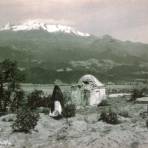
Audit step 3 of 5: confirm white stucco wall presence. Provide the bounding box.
[71,75,106,106]
[89,88,106,106]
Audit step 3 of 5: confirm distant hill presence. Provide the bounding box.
[0,21,148,83]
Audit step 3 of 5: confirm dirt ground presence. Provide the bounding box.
[0,96,148,148]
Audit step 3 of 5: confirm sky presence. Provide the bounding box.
[0,0,148,43]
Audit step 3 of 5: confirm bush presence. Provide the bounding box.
[0,89,11,112]
[27,90,51,109]
[130,88,145,102]
[98,99,109,107]
[99,108,119,124]
[139,111,148,119]
[0,89,25,113]
[12,108,39,133]
[63,104,76,118]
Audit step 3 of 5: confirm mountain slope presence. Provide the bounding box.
[0,21,148,83]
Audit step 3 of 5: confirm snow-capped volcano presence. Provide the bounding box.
[0,20,90,37]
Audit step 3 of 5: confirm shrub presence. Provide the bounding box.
[0,89,11,112]
[130,88,145,102]
[27,90,50,110]
[98,99,109,107]
[139,111,148,119]
[0,89,25,113]
[12,108,39,133]
[63,104,76,118]
[99,108,119,124]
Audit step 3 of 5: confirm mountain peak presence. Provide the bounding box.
[0,20,90,37]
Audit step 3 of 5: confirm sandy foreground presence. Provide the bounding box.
[0,97,148,148]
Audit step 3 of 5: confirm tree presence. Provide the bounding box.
[0,59,25,112]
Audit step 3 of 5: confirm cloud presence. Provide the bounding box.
[0,0,148,43]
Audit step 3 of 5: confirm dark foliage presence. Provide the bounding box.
[12,108,39,133]
[0,59,25,112]
[99,109,119,124]
[27,90,51,110]
[130,88,145,102]
[139,111,148,119]
[63,104,76,118]
[98,99,109,107]
[0,89,11,112]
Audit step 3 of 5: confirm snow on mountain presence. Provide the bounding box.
[0,20,90,37]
